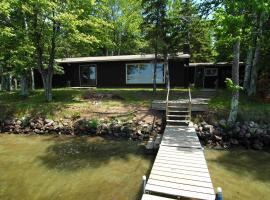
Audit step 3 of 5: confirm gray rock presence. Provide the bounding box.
[256,128,264,135]
[214,135,222,141]
[219,119,227,127]
[230,138,239,145]
[45,119,54,124]
[203,124,213,133]
[233,126,241,134]
[241,124,248,130]
[245,133,251,138]
[253,140,263,150]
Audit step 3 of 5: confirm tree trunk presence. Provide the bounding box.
[20,75,29,96]
[244,13,257,91]
[248,13,264,96]
[41,72,53,102]
[243,48,253,90]
[33,7,56,102]
[248,43,260,96]
[228,39,240,124]
[2,74,12,92]
[0,67,3,91]
[30,67,35,90]
[164,53,170,90]
[153,45,157,92]
[14,78,18,90]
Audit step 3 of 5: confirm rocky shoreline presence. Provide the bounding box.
[0,117,163,141]
[195,119,270,150]
[1,116,270,151]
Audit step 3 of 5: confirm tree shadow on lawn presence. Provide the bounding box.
[207,149,270,183]
[0,89,84,119]
[39,136,154,171]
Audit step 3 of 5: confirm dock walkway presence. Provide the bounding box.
[142,126,215,200]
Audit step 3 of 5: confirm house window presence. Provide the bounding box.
[126,63,165,84]
[204,68,218,76]
[79,64,97,86]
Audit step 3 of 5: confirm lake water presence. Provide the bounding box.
[0,134,154,200]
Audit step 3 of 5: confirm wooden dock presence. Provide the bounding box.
[142,126,215,200]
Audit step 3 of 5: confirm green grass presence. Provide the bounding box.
[1,87,269,121]
[205,149,270,200]
[0,134,270,200]
[0,134,154,200]
[208,90,270,122]
[0,88,189,120]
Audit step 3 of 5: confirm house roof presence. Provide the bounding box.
[189,62,245,67]
[55,53,190,64]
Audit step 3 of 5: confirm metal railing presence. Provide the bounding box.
[188,87,192,119]
[165,86,170,121]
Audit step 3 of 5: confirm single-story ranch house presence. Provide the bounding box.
[34,53,245,88]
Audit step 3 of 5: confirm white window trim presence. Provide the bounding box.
[125,62,165,84]
[204,68,218,77]
[79,64,97,86]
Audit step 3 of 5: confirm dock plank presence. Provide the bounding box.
[145,184,215,200]
[151,169,212,183]
[141,194,174,200]
[149,174,213,188]
[152,165,211,178]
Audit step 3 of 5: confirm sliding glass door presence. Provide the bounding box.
[80,64,97,86]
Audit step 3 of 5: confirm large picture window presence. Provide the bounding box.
[126,63,165,84]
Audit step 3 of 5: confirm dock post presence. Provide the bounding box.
[142,175,146,193]
[216,187,223,200]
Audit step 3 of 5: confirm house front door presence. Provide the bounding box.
[80,65,97,86]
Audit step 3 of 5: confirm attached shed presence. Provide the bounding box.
[189,62,245,88]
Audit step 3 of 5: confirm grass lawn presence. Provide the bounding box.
[0,134,270,200]
[209,89,270,122]
[0,88,189,120]
[1,87,268,121]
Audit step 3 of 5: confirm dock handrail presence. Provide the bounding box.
[165,86,170,121]
[188,87,192,119]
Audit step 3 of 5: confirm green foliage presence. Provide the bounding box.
[169,0,214,62]
[87,119,100,129]
[225,78,243,92]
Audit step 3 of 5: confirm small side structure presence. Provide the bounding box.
[190,62,245,88]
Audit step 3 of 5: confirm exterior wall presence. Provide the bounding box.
[194,64,245,88]
[36,59,189,88]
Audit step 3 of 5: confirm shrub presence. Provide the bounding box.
[87,119,99,129]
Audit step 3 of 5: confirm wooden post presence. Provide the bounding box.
[142,175,146,194]
[216,187,223,200]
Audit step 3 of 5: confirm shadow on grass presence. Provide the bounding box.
[0,87,198,119]
[39,136,153,171]
[207,149,270,183]
[0,89,85,119]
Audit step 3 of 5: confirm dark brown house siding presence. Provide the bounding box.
[193,64,245,88]
[34,59,189,88]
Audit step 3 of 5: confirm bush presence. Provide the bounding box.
[87,119,99,129]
